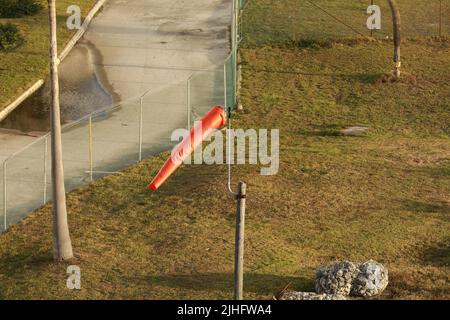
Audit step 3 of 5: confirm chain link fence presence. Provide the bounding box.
[241,0,449,47]
[0,1,243,231]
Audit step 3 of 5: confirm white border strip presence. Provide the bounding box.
[0,79,44,121]
[59,0,106,61]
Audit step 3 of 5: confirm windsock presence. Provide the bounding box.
[148,106,227,191]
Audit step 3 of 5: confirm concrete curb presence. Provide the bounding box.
[0,80,45,122]
[59,0,107,61]
[0,0,107,122]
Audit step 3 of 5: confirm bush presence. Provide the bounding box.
[0,23,24,51]
[0,0,42,18]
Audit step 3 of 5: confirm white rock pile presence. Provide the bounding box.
[315,260,357,296]
[279,260,388,300]
[280,292,347,300]
[316,260,388,297]
[351,260,389,297]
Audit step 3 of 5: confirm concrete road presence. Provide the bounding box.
[87,0,231,99]
[0,0,232,230]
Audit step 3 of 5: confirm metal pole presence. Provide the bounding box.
[234,181,246,300]
[236,0,239,39]
[224,63,228,110]
[224,62,237,197]
[43,136,48,204]
[187,78,191,130]
[388,0,401,78]
[237,0,241,44]
[139,97,144,161]
[231,0,236,51]
[88,116,93,181]
[234,0,239,106]
[239,0,244,44]
[3,161,6,231]
[290,0,297,43]
[370,0,374,37]
[439,0,442,37]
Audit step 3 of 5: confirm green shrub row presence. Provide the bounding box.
[0,23,24,51]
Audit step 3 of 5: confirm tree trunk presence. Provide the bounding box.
[48,0,73,260]
[387,0,401,78]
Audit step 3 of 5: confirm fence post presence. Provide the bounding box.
[232,0,236,51]
[235,0,239,106]
[3,161,7,231]
[224,63,228,110]
[139,96,144,161]
[239,0,244,43]
[234,181,246,300]
[290,1,297,43]
[439,0,442,37]
[237,0,240,39]
[187,77,191,130]
[235,0,239,44]
[43,136,48,204]
[370,0,374,37]
[88,116,93,181]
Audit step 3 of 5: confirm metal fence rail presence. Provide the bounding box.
[0,0,244,232]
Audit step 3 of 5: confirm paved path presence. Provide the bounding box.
[0,0,232,230]
[0,129,40,164]
[87,0,231,100]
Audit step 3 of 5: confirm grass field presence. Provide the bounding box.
[0,0,449,299]
[242,0,449,47]
[0,32,448,298]
[0,0,98,109]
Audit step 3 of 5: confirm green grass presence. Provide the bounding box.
[0,0,98,109]
[0,36,448,299]
[242,0,449,47]
[0,0,449,300]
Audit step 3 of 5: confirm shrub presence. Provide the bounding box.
[0,23,24,51]
[0,0,42,18]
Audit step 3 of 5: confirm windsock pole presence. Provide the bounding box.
[226,8,247,298]
[234,181,246,300]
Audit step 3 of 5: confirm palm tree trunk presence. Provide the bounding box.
[48,0,73,260]
[387,0,401,78]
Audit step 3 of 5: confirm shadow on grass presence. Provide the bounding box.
[297,124,369,138]
[299,130,344,137]
[269,38,372,50]
[244,66,384,84]
[420,163,450,179]
[147,273,313,296]
[294,38,334,49]
[0,249,55,275]
[421,240,450,267]
[402,200,450,216]
[149,164,227,198]
[340,72,385,84]
[297,124,342,137]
